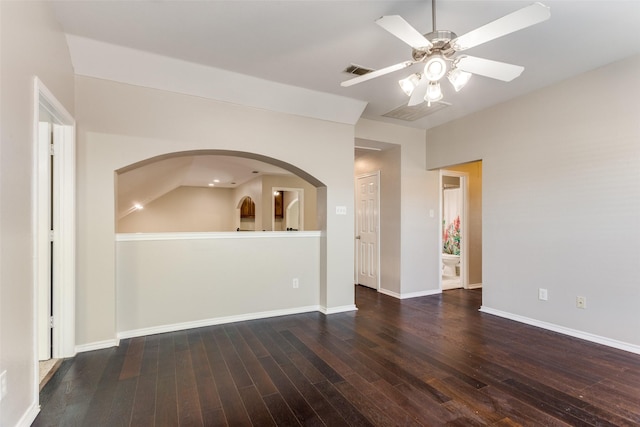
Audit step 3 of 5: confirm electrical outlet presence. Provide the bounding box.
[538,288,548,301]
[0,370,7,401]
[576,296,587,309]
[292,278,299,289]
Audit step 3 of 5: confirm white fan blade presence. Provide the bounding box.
[456,55,524,82]
[341,61,414,87]
[376,15,433,50]
[452,2,550,51]
[408,78,428,106]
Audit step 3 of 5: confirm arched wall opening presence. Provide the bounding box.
[114,150,329,339]
[115,150,323,233]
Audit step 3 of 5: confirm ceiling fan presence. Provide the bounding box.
[341,1,550,107]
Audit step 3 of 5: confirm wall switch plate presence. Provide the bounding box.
[292,278,299,289]
[538,288,548,301]
[576,296,587,309]
[335,206,347,215]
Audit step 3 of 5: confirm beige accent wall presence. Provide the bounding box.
[75,75,355,347]
[118,186,236,232]
[354,146,401,294]
[448,161,483,286]
[0,1,75,425]
[427,55,640,347]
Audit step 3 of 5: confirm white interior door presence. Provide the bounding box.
[356,173,379,289]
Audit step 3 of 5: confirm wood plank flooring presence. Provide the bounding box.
[34,287,640,426]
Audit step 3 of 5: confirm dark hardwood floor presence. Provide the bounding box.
[34,286,640,426]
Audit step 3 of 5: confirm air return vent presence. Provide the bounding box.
[382,101,451,121]
[343,64,375,76]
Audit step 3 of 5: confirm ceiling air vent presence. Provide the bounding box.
[343,64,375,76]
[382,101,451,121]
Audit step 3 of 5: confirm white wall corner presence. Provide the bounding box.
[319,305,358,315]
[379,287,441,300]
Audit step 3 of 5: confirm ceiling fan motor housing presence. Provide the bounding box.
[411,30,458,62]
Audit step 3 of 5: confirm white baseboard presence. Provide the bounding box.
[320,304,358,315]
[480,306,640,355]
[378,288,401,298]
[81,305,359,348]
[117,305,322,340]
[75,338,120,354]
[467,282,483,289]
[379,288,441,299]
[16,401,39,427]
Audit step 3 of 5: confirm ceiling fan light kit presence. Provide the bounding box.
[447,68,472,92]
[399,73,421,96]
[341,1,550,108]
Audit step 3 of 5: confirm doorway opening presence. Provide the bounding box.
[439,161,483,291]
[272,187,304,231]
[33,78,76,394]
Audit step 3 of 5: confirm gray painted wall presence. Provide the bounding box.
[0,2,75,425]
[427,55,640,347]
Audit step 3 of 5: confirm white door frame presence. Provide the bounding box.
[439,169,469,290]
[32,77,76,394]
[355,171,380,290]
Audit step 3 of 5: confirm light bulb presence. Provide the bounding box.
[425,81,443,105]
[398,73,421,96]
[447,68,472,92]
[423,55,447,81]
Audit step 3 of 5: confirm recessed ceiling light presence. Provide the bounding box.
[213,179,220,183]
[208,183,214,187]
[134,203,143,210]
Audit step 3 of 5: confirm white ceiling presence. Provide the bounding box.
[52,0,640,130]
[52,1,640,215]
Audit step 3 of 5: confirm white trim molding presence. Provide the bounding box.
[379,288,441,300]
[467,283,483,290]
[16,402,40,427]
[117,306,322,340]
[116,231,322,242]
[480,306,640,355]
[75,338,121,354]
[320,305,358,315]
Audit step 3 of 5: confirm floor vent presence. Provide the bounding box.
[382,101,451,121]
[343,64,375,76]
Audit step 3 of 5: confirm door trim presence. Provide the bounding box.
[355,171,380,291]
[32,77,76,397]
[439,169,469,290]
